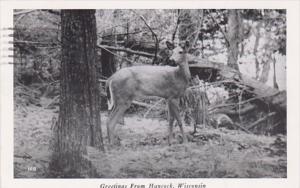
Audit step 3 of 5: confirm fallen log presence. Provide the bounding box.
[189,60,286,114]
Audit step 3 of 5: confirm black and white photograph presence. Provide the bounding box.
[10,8,288,178]
[0,1,299,187]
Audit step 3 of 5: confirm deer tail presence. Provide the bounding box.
[106,79,114,111]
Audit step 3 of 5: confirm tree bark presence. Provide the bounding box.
[253,22,262,80]
[259,52,271,83]
[259,32,273,84]
[227,10,241,71]
[273,56,279,89]
[101,31,116,79]
[100,30,116,109]
[50,10,103,177]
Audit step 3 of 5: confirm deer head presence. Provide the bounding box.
[169,41,191,81]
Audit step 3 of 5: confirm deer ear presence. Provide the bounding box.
[184,40,190,49]
[166,41,175,50]
[179,40,190,52]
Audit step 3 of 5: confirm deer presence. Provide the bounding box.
[105,41,191,145]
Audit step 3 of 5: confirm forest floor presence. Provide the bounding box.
[14,97,287,178]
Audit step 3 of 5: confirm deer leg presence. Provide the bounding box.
[167,101,175,145]
[118,115,125,125]
[109,107,125,125]
[107,106,117,143]
[169,99,187,143]
[107,103,129,144]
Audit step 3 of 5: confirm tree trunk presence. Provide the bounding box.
[100,30,116,109]
[259,30,274,84]
[227,10,241,71]
[50,10,104,178]
[253,22,262,80]
[259,53,271,83]
[101,31,116,79]
[273,56,279,89]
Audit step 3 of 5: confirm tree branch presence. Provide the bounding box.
[211,104,256,115]
[40,9,60,16]
[131,10,159,64]
[207,10,230,46]
[97,44,160,59]
[190,10,204,48]
[97,45,135,65]
[100,30,144,38]
[172,10,181,42]
[232,123,252,134]
[12,40,58,46]
[247,112,276,130]
[14,10,36,16]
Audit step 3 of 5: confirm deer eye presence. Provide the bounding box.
[179,51,183,54]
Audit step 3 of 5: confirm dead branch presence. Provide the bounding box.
[132,101,163,109]
[15,14,29,25]
[131,10,159,64]
[36,80,59,90]
[190,10,204,47]
[172,10,181,42]
[207,10,230,46]
[100,30,145,38]
[37,10,61,26]
[212,104,256,115]
[97,45,135,65]
[44,95,60,109]
[14,10,36,16]
[14,153,32,159]
[97,44,159,59]
[99,17,140,35]
[13,39,159,60]
[40,9,60,16]
[247,112,276,130]
[12,40,58,47]
[143,99,164,118]
[232,123,252,134]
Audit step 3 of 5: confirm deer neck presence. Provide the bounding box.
[175,56,191,83]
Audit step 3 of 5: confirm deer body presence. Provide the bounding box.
[108,65,189,101]
[106,42,191,145]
